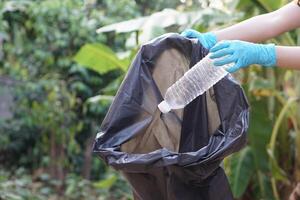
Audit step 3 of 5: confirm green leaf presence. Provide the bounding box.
[266,148,288,182]
[86,95,114,103]
[73,43,128,74]
[247,97,274,198]
[96,9,195,34]
[228,147,255,198]
[256,0,285,12]
[97,8,242,44]
[266,97,297,197]
[93,174,117,189]
[96,16,147,33]
[268,97,298,153]
[248,98,273,171]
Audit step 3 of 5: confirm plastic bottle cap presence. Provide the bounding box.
[158,100,171,113]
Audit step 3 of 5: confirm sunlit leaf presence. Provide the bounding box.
[74,43,129,74]
[96,9,196,33]
[93,174,117,189]
[87,95,114,103]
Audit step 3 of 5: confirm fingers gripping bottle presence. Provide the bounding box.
[158,54,231,113]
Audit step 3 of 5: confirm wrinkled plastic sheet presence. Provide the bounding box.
[93,33,249,200]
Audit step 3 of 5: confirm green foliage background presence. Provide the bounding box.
[0,0,300,199]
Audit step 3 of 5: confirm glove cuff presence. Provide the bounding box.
[258,43,277,67]
[202,32,217,50]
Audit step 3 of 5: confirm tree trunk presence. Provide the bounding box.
[50,130,57,178]
[81,135,94,179]
[49,130,66,195]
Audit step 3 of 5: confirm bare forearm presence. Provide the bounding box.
[213,14,280,42]
[213,3,300,43]
[276,46,300,69]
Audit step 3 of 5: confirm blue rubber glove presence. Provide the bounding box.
[181,29,217,50]
[210,40,277,73]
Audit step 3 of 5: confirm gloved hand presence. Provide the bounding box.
[210,40,277,73]
[181,29,217,50]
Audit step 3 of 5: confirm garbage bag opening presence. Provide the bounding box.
[120,47,221,154]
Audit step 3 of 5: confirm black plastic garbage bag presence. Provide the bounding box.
[93,33,249,200]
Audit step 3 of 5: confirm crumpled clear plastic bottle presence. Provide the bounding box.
[158,53,232,113]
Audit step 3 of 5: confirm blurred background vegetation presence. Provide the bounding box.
[0,0,299,199]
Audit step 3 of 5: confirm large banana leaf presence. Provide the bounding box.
[96,9,197,34]
[73,43,129,74]
[227,147,255,198]
[96,8,242,44]
[246,94,274,198]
